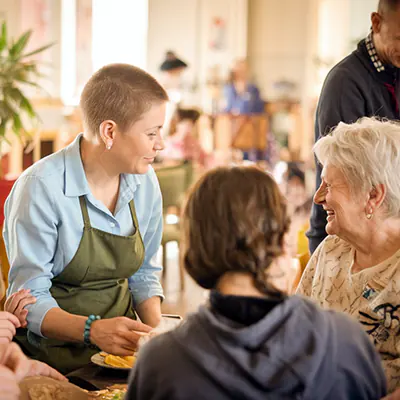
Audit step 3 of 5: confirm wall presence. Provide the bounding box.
[349,0,378,45]
[247,0,316,101]
[0,0,22,37]
[147,0,247,111]
[147,0,200,93]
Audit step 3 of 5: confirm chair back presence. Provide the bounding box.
[232,115,268,150]
[156,162,192,211]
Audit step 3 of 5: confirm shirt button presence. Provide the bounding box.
[110,222,116,228]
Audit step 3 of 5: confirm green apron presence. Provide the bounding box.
[16,195,145,374]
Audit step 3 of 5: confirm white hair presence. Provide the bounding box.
[314,117,400,217]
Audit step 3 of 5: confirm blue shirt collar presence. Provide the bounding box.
[64,133,142,198]
[64,133,90,197]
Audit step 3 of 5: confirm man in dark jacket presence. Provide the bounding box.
[308,0,400,253]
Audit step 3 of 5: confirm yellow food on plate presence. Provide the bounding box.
[104,354,136,368]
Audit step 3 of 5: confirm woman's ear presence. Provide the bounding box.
[99,120,117,149]
[366,184,386,215]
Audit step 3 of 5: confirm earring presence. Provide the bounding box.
[366,209,373,219]
[106,141,112,150]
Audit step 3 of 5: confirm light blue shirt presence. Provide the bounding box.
[4,134,164,337]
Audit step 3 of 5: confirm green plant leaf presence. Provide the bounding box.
[0,20,54,146]
[20,94,37,119]
[21,42,54,59]
[0,21,7,52]
[2,99,18,119]
[12,112,23,136]
[9,30,32,58]
[13,77,42,88]
[0,121,7,140]
[5,87,23,105]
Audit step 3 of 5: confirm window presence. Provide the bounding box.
[61,0,148,106]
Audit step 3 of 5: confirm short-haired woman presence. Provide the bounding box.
[4,64,168,373]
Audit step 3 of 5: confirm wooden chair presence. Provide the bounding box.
[0,233,9,311]
[0,179,15,310]
[156,162,193,290]
[230,115,268,151]
[213,114,269,157]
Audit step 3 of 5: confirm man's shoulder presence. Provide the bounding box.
[325,51,368,84]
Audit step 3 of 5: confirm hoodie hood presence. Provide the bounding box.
[170,295,337,399]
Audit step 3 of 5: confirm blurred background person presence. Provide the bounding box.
[223,58,264,115]
[161,108,210,169]
[159,51,189,137]
[223,58,278,166]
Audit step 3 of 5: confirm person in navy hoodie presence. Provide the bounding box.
[127,166,387,400]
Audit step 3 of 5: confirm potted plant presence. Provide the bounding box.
[0,20,53,223]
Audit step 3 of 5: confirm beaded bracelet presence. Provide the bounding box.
[83,314,101,346]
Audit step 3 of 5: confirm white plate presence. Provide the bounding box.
[90,352,133,370]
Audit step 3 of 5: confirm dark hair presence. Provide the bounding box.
[159,51,188,72]
[287,162,305,185]
[80,63,168,136]
[176,108,201,123]
[169,108,201,136]
[182,166,290,298]
[378,0,400,14]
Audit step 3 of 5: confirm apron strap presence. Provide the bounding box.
[79,196,92,228]
[129,199,139,234]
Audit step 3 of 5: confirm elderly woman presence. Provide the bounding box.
[127,166,387,400]
[297,117,400,392]
[3,64,167,373]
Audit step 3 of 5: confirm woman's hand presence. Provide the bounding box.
[0,365,20,400]
[0,342,66,384]
[5,289,36,328]
[0,342,32,382]
[90,317,152,355]
[0,312,20,344]
[24,360,67,382]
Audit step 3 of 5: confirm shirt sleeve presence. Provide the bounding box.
[307,67,367,253]
[3,176,60,337]
[129,173,164,306]
[223,84,235,113]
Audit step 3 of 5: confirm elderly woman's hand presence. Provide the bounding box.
[90,317,152,355]
[5,289,36,328]
[0,312,20,344]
